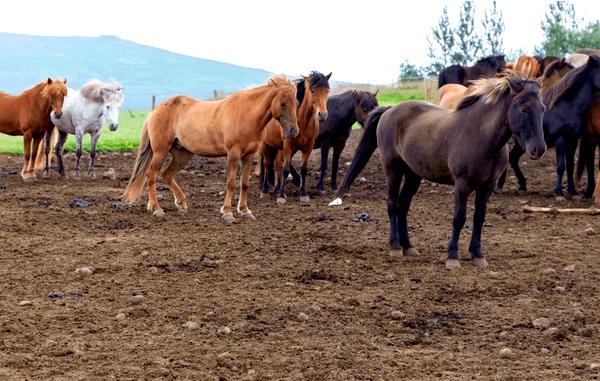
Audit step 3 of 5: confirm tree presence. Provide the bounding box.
[398,61,424,82]
[453,1,483,65]
[482,0,505,55]
[427,6,455,74]
[540,1,580,56]
[576,21,600,49]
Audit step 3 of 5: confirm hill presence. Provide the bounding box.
[0,33,272,109]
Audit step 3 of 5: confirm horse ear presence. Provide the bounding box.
[63,78,67,84]
[589,55,600,66]
[47,78,53,85]
[508,78,525,93]
[325,72,332,80]
[373,89,379,97]
[352,89,359,98]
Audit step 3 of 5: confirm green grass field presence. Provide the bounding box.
[0,82,430,154]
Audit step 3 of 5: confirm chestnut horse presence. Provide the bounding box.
[122,76,299,223]
[513,55,541,78]
[0,78,67,180]
[434,84,476,110]
[258,71,331,203]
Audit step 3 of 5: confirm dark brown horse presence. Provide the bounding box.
[343,73,546,269]
[122,76,299,223]
[437,55,506,88]
[258,71,331,203]
[0,78,67,180]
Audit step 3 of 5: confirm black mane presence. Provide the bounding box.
[295,71,330,104]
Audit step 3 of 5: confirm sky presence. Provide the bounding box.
[1,0,598,84]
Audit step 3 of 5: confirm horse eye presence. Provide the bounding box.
[280,102,286,107]
[310,89,314,93]
[520,107,529,113]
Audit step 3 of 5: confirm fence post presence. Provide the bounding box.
[151,95,156,110]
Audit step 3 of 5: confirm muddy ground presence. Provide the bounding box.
[1,131,599,380]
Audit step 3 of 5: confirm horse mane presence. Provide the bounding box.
[455,72,529,111]
[295,71,331,104]
[542,62,587,108]
[475,55,501,66]
[542,59,574,79]
[80,79,123,103]
[267,75,296,96]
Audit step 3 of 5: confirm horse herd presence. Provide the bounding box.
[1,48,600,270]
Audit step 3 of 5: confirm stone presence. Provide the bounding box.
[584,226,595,235]
[115,312,126,320]
[297,312,309,321]
[130,295,144,305]
[542,268,556,275]
[532,317,551,329]
[499,347,514,359]
[563,264,576,272]
[218,326,231,335]
[183,321,199,330]
[75,267,94,276]
[390,310,405,319]
[18,300,32,306]
[102,168,116,180]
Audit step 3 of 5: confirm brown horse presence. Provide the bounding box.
[434,84,476,110]
[258,71,331,203]
[513,55,541,78]
[122,76,299,223]
[0,78,67,180]
[540,58,573,92]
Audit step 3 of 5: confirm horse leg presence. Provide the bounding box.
[554,137,566,199]
[331,142,345,191]
[88,130,101,178]
[385,160,404,257]
[43,127,54,177]
[237,154,256,220]
[575,135,592,188]
[510,143,527,191]
[55,131,69,177]
[27,134,43,178]
[584,136,597,198]
[146,148,169,218]
[446,180,471,270]
[298,148,313,202]
[21,132,33,180]
[260,146,271,197]
[397,170,422,256]
[220,150,240,224]
[565,137,579,198]
[276,144,292,204]
[163,146,193,214]
[468,183,495,268]
[316,142,330,193]
[74,130,84,177]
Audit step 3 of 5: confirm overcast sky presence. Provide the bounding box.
[2,0,598,84]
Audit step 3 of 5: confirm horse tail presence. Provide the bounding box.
[336,106,391,197]
[122,119,153,203]
[34,128,58,171]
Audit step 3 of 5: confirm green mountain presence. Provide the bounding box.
[0,32,272,109]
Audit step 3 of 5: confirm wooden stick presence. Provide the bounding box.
[522,205,600,215]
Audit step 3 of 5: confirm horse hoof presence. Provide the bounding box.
[403,247,420,256]
[222,213,237,224]
[445,259,461,270]
[240,212,256,221]
[175,200,188,214]
[316,189,326,195]
[153,209,166,219]
[299,195,310,203]
[555,195,566,202]
[389,249,403,258]
[276,197,287,204]
[472,257,488,268]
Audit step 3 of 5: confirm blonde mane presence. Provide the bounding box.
[80,79,123,104]
[454,72,530,111]
[267,75,296,96]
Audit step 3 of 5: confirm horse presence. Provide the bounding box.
[434,84,476,110]
[437,55,506,88]
[0,78,68,180]
[566,53,589,68]
[122,75,299,223]
[36,80,124,178]
[357,73,546,269]
[537,56,560,76]
[258,71,331,203]
[503,55,600,199]
[539,58,574,92]
[312,89,378,192]
[513,55,541,78]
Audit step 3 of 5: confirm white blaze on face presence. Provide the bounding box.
[103,100,122,130]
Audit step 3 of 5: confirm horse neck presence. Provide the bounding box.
[24,83,52,115]
[241,85,279,130]
[467,96,513,153]
[298,89,316,131]
[556,80,597,118]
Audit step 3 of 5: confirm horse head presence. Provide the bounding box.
[507,76,546,160]
[303,71,331,122]
[269,76,299,138]
[353,89,379,126]
[101,85,124,131]
[42,78,68,119]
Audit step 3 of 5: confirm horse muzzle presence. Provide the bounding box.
[527,141,547,160]
[284,125,300,138]
[109,123,119,131]
[54,111,63,119]
[318,111,328,122]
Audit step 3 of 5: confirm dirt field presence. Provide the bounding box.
[1,131,599,380]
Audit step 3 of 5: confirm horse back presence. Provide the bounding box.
[438,65,465,88]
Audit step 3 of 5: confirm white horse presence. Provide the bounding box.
[41,80,124,177]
